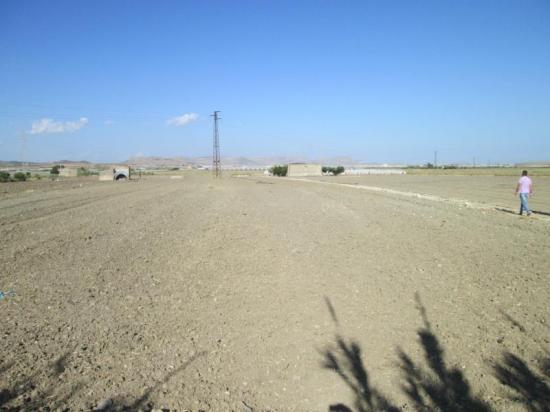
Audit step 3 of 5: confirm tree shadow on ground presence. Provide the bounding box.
[105,350,206,411]
[321,297,400,412]
[322,294,491,411]
[493,352,550,412]
[323,335,400,412]
[499,309,527,333]
[0,352,83,411]
[0,350,206,411]
[397,294,490,412]
[494,310,550,411]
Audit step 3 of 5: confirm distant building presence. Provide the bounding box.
[515,162,550,168]
[344,168,406,175]
[287,163,322,177]
[99,165,130,181]
[59,167,78,177]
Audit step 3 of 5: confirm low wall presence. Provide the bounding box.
[344,168,406,175]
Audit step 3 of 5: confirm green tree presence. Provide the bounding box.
[13,172,27,181]
[322,166,345,175]
[0,171,10,182]
[269,165,288,176]
[77,167,97,176]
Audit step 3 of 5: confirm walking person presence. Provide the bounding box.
[516,170,533,216]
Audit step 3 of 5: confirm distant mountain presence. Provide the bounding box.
[124,155,364,168]
[55,160,91,164]
[2,156,442,169]
[0,159,92,167]
[125,156,190,167]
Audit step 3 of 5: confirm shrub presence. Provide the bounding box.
[322,166,345,175]
[51,165,60,175]
[13,172,27,181]
[77,167,97,176]
[0,171,10,182]
[270,165,288,176]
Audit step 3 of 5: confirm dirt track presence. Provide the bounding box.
[1,174,549,411]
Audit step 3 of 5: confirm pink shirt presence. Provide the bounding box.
[518,176,532,193]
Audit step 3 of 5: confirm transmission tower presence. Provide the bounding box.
[211,111,221,178]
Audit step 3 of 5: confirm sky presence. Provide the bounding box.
[0,0,549,164]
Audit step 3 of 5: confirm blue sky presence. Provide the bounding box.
[0,0,549,164]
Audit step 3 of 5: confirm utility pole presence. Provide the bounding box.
[473,156,476,168]
[434,150,438,168]
[211,111,221,178]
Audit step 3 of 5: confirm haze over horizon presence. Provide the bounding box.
[1,1,549,165]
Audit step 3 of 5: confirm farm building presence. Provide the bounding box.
[287,163,322,177]
[99,165,130,181]
[344,168,406,175]
[59,167,78,177]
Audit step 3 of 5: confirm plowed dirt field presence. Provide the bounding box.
[1,173,549,411]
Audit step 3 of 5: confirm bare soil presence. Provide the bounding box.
[1,174,549,411]
[313,174,550,214]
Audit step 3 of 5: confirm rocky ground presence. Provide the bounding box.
[1,173,549,411]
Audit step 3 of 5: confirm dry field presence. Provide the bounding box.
[1,173,549,411]
[313,174,550,215]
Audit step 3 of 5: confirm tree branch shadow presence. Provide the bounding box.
[0,352,83,411]
[321,294,491,411]
[397,293,490,412]
[106,350,207,411]
[493,309,550,411]
[493,352,550,411]
[322,333,400,412]
[499,309,527,333]
[1,350,206,411]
